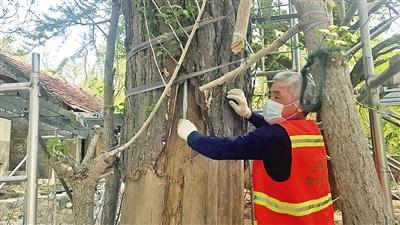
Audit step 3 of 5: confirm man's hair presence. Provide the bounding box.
[273,71,316,108]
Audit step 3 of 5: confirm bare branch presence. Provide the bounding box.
[81,125,103,165]
[153,34,178,64]
[199,24,300,91]
[73,19,110,26]
[166,0,189,37]
[151,0,184,51]
[143,0,167,85]
[51,160,74,179]
[73,0,108,37]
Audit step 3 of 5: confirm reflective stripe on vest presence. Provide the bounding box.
[290,135,324,148]
[254,191,332,217]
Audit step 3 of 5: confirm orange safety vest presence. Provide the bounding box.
[252,119,334,225]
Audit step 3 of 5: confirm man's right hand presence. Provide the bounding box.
[227,89,251,119]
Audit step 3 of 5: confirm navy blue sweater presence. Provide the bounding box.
[187,112,292,182]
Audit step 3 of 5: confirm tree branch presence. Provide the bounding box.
[231,0,252,54]
[51,160,75,179]
[199,23,300,91]
[74,19,110,26]
[81,125,103,165]
[73,0,108,37]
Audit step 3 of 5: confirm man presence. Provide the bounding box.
[177,71,334,225]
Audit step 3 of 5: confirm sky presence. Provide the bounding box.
[0,0,106,83]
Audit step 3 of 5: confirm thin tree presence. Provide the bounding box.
[100,0,121,224]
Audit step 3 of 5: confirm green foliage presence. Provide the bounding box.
[146,103,156,114]
[47,138,70,157]
[86,74,125,113]
[156,3,197,25]
[319,25,358,49]
[383,106,400,155]
[357,103,400,156]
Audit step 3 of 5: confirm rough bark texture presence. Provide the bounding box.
[71,180,98,225]
[101,0,121,224]
[294,0,395,224]
[120,0,246,224]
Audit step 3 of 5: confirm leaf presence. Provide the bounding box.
[182,9,190,19]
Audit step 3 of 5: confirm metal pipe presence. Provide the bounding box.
[183,81,188,118]
[356,59,400,102]
[388,156,400,169]
[358,0,394,215]
[25,53,40,225]
[345,16,400,57]
[0,175,27,182]
[260,27,266,106]
[289,0,301,72]
[388,161,400,173]
[370,58,400,89]
[0,155,27,189]
[0,82,30,92]
[255,69,296,77]
[383,115,400,127]
[340,0,346,24]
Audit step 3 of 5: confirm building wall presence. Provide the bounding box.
[0,118,11,176]
[9,122,51,178]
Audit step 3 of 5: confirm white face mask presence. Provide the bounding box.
[262,99,299,124]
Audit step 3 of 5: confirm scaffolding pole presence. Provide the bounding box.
[289,0,301,71]
[0,155,27,189]
[25,53,40,225]
[0,82,30,92]
[358,0,394,216]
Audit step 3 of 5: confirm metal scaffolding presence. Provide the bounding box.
[0,53,40,225]
[0,53,124,224]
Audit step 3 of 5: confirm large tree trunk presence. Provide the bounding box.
[120,1,246,224]
[293,0,395,224]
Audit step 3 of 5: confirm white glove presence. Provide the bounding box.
[177,119,198,141]
[227,89,251,119]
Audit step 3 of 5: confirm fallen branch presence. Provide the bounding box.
[200,23,300,91]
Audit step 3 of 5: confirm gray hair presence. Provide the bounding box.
[273,71,316,108]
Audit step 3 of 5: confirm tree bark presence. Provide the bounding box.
[101,0,121,224]
[120,0,246,224]
[293,0,395,224]
[72,179,98,225]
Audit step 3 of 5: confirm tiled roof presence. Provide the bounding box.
[0,51,103,113]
